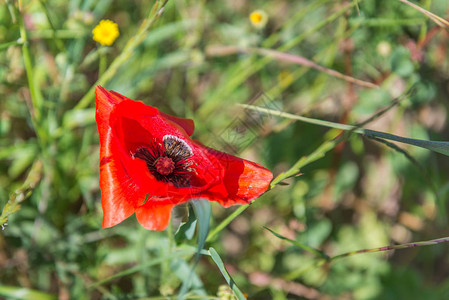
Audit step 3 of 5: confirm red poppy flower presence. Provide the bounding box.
[95,86,273,230]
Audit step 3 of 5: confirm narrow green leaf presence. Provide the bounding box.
[191,199,211,257]
[364,129,449,156]
[264,227,329,260]
[270,137,340,188]
[330,236,449,262]
[209,247,246,300]
[0,40,22,51]
[241,104,449,157]
[177,200,211,299]
[398,0,449,28]
[174,205,198,244]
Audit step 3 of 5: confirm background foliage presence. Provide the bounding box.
[1,0,449,299]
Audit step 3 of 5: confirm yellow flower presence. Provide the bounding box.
[92,19,119,46]
[249,10,268,29]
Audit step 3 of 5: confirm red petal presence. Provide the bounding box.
[135,200,176,230]
[193,147,273,206]
[95,86,124,150]
[95,86,125,120]
[100,150,145,228]
[160,112,195,136]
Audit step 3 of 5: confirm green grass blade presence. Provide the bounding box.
[0,40,22,50]
[270,137,340,188]
[177,199,211,298]
[191,199,211,256]
[209,247,246,300]
[398,0,449,29]
[363,129,449,156]
[241,104,449,157]
[330,236,449,262]
[264,227,329,260]
[174,206,197,244]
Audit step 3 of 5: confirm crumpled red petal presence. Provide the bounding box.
[198,147,273,206]
[95,86,273,231]
[160,111,195,137]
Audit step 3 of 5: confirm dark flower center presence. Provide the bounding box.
[133,135,194,187]
[155,157,175,175]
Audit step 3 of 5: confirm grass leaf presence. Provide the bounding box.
[241,104,449,157]
[264,227,330,260]
[209,247,246,300]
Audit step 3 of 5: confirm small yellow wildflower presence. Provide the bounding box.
[249,10,268,29]
[92,19,119,46]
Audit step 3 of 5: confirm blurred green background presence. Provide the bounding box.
[1,0,449,299]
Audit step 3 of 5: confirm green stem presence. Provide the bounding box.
[285,259,327,281]
[0,40,22,50]
[270,136,341,188]
[38,0,66,52]
[286,236,449,280]
[17,4,44,122]
[29,29,88,39]
[240,104,449,157]
[98,48,107,77]
[5,0,16,23]
[330,236,449,262]
[15,0,50,159]
[264,227,329,260]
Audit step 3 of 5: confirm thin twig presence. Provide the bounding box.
[398,0,449,29]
